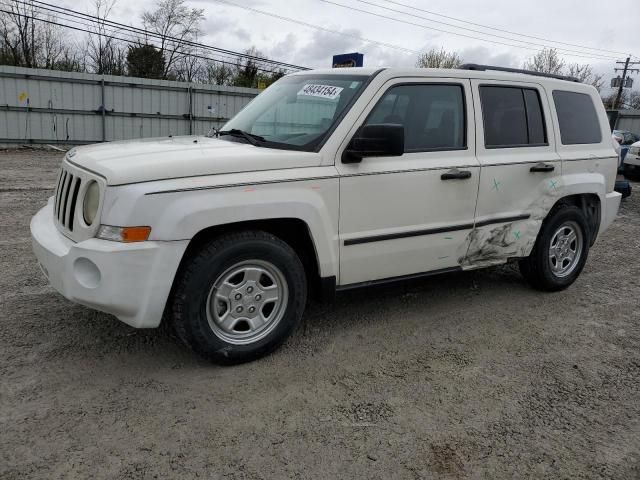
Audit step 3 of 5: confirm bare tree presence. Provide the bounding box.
[174,35,204,82]
[416,48,463,68]
[205,61,235,86]
[141,0,204,79]
[523,47,565,75]
[0,2,25,66]
[0,0,79,70]
[86,0,126,75]
[3,0,38,67]
[567,63,604,92]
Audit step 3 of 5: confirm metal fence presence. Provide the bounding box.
[612,110,640,133]
[608,109,640,133]
[0,65,260,145]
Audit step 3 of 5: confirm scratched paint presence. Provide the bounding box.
[457,182,563,268]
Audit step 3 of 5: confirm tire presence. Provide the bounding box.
[624,164,640,181]
[169,230,307,364]
[519,205,590,292]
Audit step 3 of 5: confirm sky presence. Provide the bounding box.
[62,0,640,93]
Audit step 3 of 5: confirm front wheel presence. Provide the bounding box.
[169,231,307,364]
[519,205,590,292]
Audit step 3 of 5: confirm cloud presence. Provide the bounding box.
[459,46,521,68]
[265,27,418,68]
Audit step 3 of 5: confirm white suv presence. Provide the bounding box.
[31,65,621,363]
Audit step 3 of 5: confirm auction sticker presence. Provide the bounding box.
[297,84,343,100]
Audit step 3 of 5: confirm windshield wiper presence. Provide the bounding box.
[217,129,266,146]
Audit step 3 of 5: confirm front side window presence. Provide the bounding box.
[221,74,369,151]
[552,90,602,145]
[364,84,466,152]
[480,86,548,148]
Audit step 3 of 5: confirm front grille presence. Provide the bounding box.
[54,167,82,232]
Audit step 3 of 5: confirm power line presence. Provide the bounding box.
[351,0,621,60]
[0,7,296,74]
[320,0,621,61]
[31,0,309,70]
[1,0,246,67]
[210,0,420,55]
[36,0,309,70]
[376,0,632,58]
[3,0,310,71]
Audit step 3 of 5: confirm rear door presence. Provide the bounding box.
[468,80,561,266]
[336,78,480,286]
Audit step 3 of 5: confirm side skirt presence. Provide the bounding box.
[328,266,463,295]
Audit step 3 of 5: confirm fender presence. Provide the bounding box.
[102,174,341,280]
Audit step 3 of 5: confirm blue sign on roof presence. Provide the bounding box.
[332,53,364,68]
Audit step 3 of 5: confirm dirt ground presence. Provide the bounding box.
[1,148,639,479]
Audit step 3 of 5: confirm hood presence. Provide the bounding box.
[67,136,323,185]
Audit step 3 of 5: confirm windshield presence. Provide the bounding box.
[221,73,370,151]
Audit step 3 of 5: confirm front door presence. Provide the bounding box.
[336,78,480,286]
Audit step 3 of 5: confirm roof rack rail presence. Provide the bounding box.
[459,63,580,83]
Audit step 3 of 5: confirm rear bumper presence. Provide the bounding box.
[30,198,188,328]
[598,191,622,238]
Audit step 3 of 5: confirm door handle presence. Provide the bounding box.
[530,163,555,173]
[441,169,472,180]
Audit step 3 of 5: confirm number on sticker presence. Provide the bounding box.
[297,84,344,100]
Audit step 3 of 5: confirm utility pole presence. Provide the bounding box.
[613,56,640,109]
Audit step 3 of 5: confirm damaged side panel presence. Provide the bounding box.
[458,218,540,268]
[458,165,567,268]
[458,171,607,269]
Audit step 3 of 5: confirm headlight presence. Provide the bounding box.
[630,146,640,156]
[82,181,100,225]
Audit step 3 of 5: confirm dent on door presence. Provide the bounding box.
[456,162,564,268]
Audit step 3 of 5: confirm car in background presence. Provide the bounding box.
[623,140,640,179]
[613,130,640,146]
[613,129,640,166]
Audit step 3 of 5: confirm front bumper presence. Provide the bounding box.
[30,198,188,328]
[623,152,640,167]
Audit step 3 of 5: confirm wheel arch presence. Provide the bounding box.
[547,193,601,246]
[171,218,326,303]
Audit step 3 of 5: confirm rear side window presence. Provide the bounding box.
[552,90,602,145]
[480,86,547,148]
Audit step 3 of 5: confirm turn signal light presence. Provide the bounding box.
[97,225,151,243]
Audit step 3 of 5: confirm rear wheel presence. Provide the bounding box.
[169,231,307,364]
[519,205,590,291]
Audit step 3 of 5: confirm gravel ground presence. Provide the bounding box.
[1,148,639,479]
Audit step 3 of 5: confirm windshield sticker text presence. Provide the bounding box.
[297,84,343,100]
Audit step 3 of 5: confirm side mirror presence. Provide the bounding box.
[342,123,405,164]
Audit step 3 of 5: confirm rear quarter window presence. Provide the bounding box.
[552,90,602,145]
